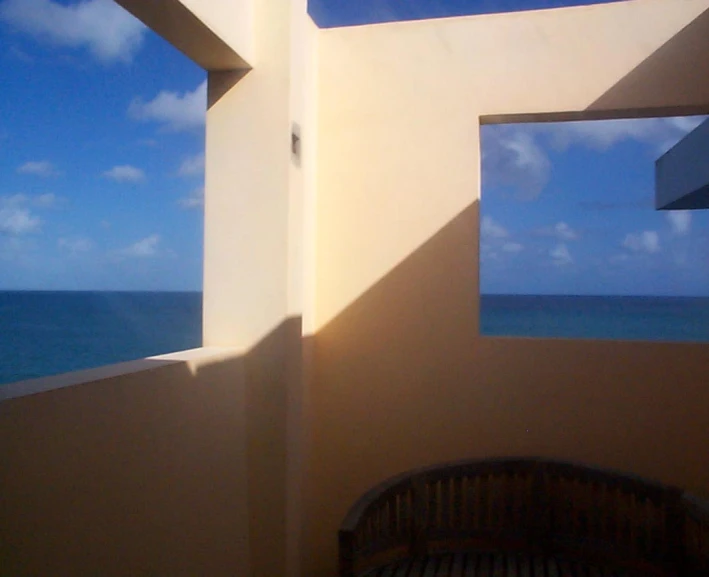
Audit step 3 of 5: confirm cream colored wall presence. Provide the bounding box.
[1,1,311,576]
[286,3,319,577]
[202,1,291,351]
[306,1,709,575]
[202,0,317,575]
[0,350,250,576]
[314,0,709,330]
[4,1,709,576]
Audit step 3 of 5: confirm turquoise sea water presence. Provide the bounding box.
[1,292,707,386]
[0,291,202,385]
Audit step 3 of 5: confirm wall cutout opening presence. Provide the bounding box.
[0,0,206,384]
[480,116,709,342]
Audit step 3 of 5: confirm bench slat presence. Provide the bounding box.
[339,458,707,577]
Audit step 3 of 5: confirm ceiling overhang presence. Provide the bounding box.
[656,119,709,210]
[114,0,250,72]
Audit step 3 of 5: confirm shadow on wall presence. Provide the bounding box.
[209,69,251,109]
[303,199,709,577]
[0,318,300,577]
[301,10,709,575]
[5,8,709,576]
[483,7,709,125]
[588,8,709,117]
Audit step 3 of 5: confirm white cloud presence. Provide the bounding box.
[178,152,205,177]
[480,216,525,265]
[1,193,60,208]
[552,222,578,241]
[622,230,660,254]
[129,80,207,132]
[117,234,160,258]
[0,207,41,235]
[178,187,204,209]
[103,165,145,183]
[483,117,707,202]
[536,221,579,241]
[480,216,508,240]
[550,243,573,266]
[666,211,691,236]
[0,0,146,63]
[0,194,28,207]
[0,195,43,235]
[545,119,657,150]
[58,236,92,253]
[482,126,550,200]
[541,116,708,154]
[34,193,58,208]
[502,242,523,253]
[665,116,706,136]
[17,160,57,177]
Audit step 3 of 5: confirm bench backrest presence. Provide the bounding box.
[339,458,708,577]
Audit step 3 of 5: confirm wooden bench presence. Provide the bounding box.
[338,458,709,577]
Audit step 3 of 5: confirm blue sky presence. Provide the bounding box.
[0,0,706,295]
[308,0,622,27]
[481,118,709,296]
[0,0,205,291]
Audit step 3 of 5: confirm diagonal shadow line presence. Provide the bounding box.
[208,69,252,109]
[115,0,251,108]
[0,318,302,577]
[482,7,709,126]
[303,201,709,576]
[585,7,709,119]
[116,0,250,72]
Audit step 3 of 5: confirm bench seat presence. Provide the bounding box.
[358,550,667,577]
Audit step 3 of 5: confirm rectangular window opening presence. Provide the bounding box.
[0,2,206,385]
[480,115,709,342]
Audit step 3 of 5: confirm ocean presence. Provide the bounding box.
[0,291,202,385]
[481,294,709,342]
[1,292,707,386]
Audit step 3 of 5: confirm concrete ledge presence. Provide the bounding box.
[0,347,239,402]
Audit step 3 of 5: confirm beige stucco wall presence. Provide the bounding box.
[203,1,290,350]
[0,350,250,576]
[202,0,320,574]
[4,1,709,576]
[305,1,709,575]
[314,0,709,330]
[1,0,311,576]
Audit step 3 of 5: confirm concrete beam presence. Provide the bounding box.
[656,118,709,210]
[115,0,250,71]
